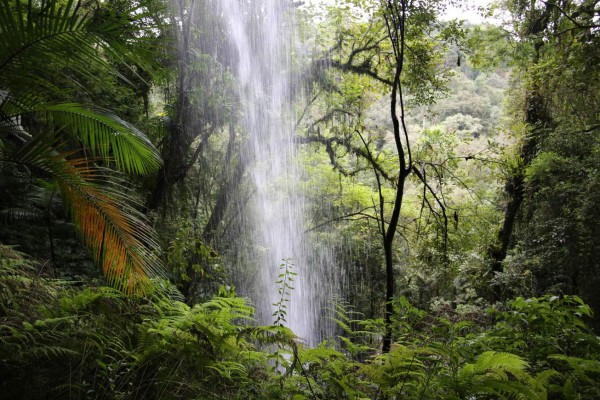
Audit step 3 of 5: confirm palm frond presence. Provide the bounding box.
[10,136,163,293]
[58,167,163,294]
[0,207,44,222]
[0,0,102,92]
[0,0,165,293]
[0,0,164,96]
[1,93,161,175]
[46,103,162,174]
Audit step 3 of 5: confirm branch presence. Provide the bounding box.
[548,24,600,37]
[309,108,353,129]
[296,134,394,181]
[540,0,588,29]
[578,124,600,134]
[310,34,393,87]
[412,163,448,256]
[305,207,379,233]
[295,90,322,130]
[326,59,393,86]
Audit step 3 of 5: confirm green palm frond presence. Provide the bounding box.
[0,96,161,175]
[0,0,164,95]
[46,103,162,174]
[0,0,102,92]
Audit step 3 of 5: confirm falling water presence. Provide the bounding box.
[180,0,337,345]
[219,0,336,345]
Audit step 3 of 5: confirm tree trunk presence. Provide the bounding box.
[487,88,550,299]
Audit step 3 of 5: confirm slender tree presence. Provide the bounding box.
[298,0,456,351]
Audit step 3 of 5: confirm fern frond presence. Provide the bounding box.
[549,354,600,385]
[207,360,248,381]
[238,325,297,348]
[0,244,28,262]
[300,346,347,364]
[470,351,530,373]
[458,351,546,400]
[25,344,79,359]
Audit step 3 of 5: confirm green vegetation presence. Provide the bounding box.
[2,0,600,398]
[2,248,599,399]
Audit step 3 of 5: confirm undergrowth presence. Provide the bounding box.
[1,245,599,399]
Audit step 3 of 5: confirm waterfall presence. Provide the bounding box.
[180,0,337,346]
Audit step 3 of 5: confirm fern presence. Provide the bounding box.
[0,245,60,317]
[294,343,366,399]
[238,324,297,348]
[131,294,304,399]
[208,360,249,381]
[547,354,600,398]
[329,297,381,358]
[365,345,429,398]
[457,351,547,400]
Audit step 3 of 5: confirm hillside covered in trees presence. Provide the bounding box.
[1,0,600,398]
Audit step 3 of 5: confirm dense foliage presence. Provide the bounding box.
[496,0,600,330]
[2,247,599,399]
[2,0,600,398]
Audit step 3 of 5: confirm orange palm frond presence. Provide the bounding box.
[10,136,163,293]
[57,161,163,294]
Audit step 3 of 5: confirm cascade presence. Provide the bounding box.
[182,0,337,345]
